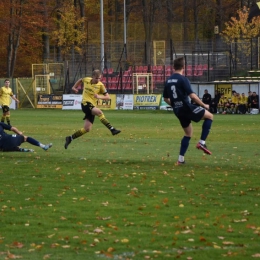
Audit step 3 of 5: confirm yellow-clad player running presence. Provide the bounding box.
[64,69,121,149]
[0,79,19,125]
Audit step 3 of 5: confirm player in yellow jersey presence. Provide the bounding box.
[217,93,226,114]
[238,93,248,114]
[0,79,19,125]
[230,91,238,114]
[64,69,121,149]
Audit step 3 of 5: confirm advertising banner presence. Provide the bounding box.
[37,94,63,108]
[116,94,134,110]
[10,95,16,110]
[62,94,117,110]
[62,94,82,110]
[96,94,116,110]
[160,97,172,110]
[10,101,16,110]
[133,94,161,110]
[215,83,232,98]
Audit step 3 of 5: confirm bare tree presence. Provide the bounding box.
[7,0,22,77]
[140,0,162,64]
[54,0,62,61]
[39,0,50,62]
[165,0,174,39]
[183,0,189,42]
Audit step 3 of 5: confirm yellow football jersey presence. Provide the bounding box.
[231,95,238,104]
[218,97,227,105]
[81,77,107,106]
[0,86,13,106]
[239,96,248,104]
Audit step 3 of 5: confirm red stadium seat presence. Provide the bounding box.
[125,83,132,89]
[110,83,118,89]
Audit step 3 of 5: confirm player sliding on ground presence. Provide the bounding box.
[163,57,213,165]
[64,69,121,149]
[0,122,52,152]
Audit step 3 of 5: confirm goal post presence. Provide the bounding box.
[153,41,165,65]
[33,75,51,94]
[32,63,64,94]
[132,73,153,94]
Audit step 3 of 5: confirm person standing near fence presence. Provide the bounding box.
[0,79,19,125]
[247,91,253,112]
[202,89,211,105]
[251,92,259,109]
[163,57,213,165]
[64,69,121,149]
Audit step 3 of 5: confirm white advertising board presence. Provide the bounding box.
[62,94,82,110]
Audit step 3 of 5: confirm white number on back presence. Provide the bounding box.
[171,85,177,98]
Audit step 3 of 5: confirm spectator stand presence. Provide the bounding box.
[184,64,212,80]
[102,64,176,94]
[182,51,228,82]
[102,67,119,92]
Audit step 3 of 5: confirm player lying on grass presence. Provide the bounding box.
[0,122,52,152]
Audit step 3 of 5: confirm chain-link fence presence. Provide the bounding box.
[6,38,260,96]
[60,37,260,94]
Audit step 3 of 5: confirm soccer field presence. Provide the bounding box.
[1,109,260,259]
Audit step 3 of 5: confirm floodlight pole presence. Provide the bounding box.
[100,0,104,71]
[123,0,127,59]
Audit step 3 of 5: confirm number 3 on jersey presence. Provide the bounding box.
[171,85,177,98]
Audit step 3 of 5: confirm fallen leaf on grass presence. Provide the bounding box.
[100,251,113,258]
[6,251,22,259]
[107,247,115,253]
[181,230,193,234]
[93,228,104,234]
[233,219,247,223]
[107,223,118,230]
[162,198,168,204]
[222,241,234,245]
[35,245,43,249]
[227,226,234,233]
[12,242,24,248]
[96,216,111,220]
[200,236,206,242]
[246,224,257,229]
[50,243,59,248]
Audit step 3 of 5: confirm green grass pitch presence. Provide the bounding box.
[1,109,260,259]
